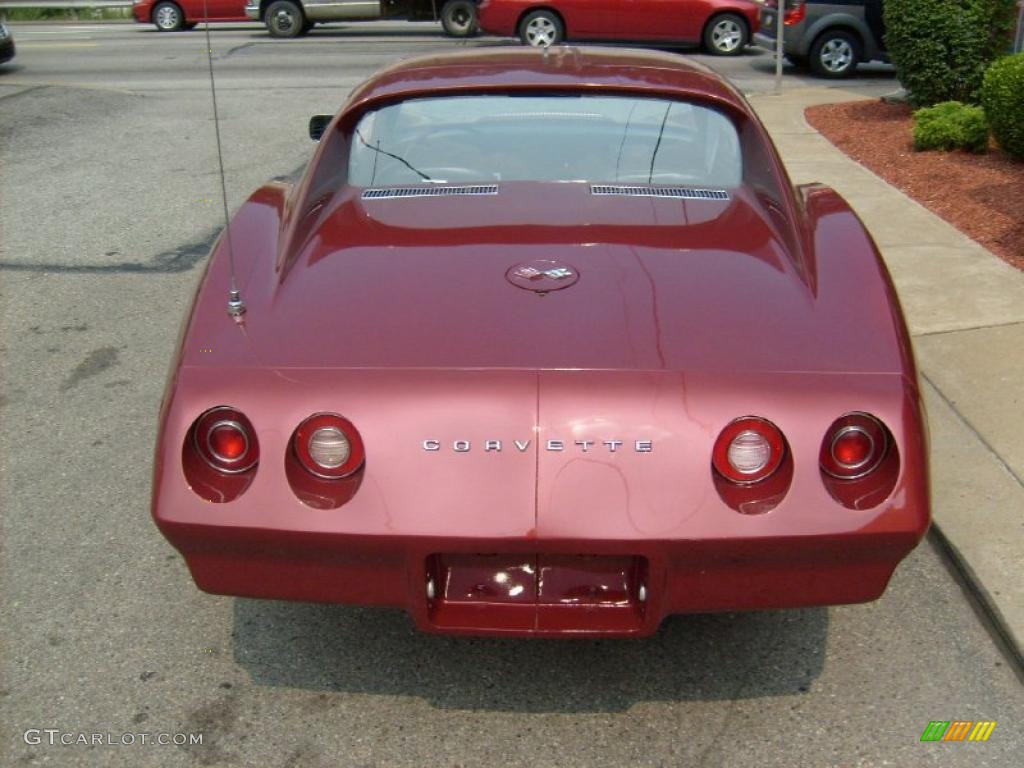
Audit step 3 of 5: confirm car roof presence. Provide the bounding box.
[341,46,752,119]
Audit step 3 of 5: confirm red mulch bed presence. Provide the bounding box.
[805,100,1024,271]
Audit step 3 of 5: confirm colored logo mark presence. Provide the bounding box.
[920,721,997,742]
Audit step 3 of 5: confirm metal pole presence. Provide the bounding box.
[774,0,785,94]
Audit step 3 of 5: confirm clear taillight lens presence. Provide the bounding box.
[294,413,365,479]
[727,430,772,474]
[308,426,351,468]
[713,417,786,484]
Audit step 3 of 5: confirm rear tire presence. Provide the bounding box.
[703,13,747,56]
[441,0,478,38]
[809,30,861,78]
[152,2,184,32]
[518,10,563,47]
[266,0,306,39]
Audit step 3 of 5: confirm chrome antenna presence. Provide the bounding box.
[201,0,245,320]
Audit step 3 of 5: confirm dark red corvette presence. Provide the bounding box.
[153,47,930,637]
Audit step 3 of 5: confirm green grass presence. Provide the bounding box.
[3,8,134,22]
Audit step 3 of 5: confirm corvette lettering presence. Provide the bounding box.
[422,439,652,452]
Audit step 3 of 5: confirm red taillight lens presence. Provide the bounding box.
[712,417,786,484]
[820,413,887,479]
[293,413,365,479]
[209,424,247,461]
[832,429,872,466]
[784,3,806,25]
[194,407,258,473]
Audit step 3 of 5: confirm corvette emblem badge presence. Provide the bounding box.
[506,260,580,293]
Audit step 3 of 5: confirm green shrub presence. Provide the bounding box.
[3,9,73,21]
[885,0,1018,107]
[981,53,1024,159]
[913,101,989,152]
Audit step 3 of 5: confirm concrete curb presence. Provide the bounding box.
[929,526,1024,684]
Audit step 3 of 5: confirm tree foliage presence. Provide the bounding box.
[981,53,1024,159]
[885,0,1018,106]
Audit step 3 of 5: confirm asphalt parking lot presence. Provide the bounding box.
[1,20,1021,767]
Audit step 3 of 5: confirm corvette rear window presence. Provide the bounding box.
[347,94,741,187]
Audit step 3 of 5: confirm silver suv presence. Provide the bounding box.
[753,0,888,78]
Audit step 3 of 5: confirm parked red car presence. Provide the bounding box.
[478,0,759,54]
[153,46,929,637]
[132,0,249,31]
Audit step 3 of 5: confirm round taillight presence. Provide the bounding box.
[309,426,350,468]
[820,413,887,479]
[832,428,873,467]
[712,417,786,484]
[209,424,247,461]
[194,407,259,473]
[294,413,364,479]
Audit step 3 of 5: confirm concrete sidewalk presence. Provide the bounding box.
[748,85,1024,664]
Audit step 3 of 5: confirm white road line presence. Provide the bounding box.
[17,42,100,49]
[13,32,93,38]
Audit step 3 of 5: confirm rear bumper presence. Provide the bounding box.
[154,366,929,636]
[161,521,924,637]
[753,30,798,55]
[753,31,777,51]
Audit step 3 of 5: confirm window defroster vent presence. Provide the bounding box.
[590,185,730,200]
[362,185,499,199]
